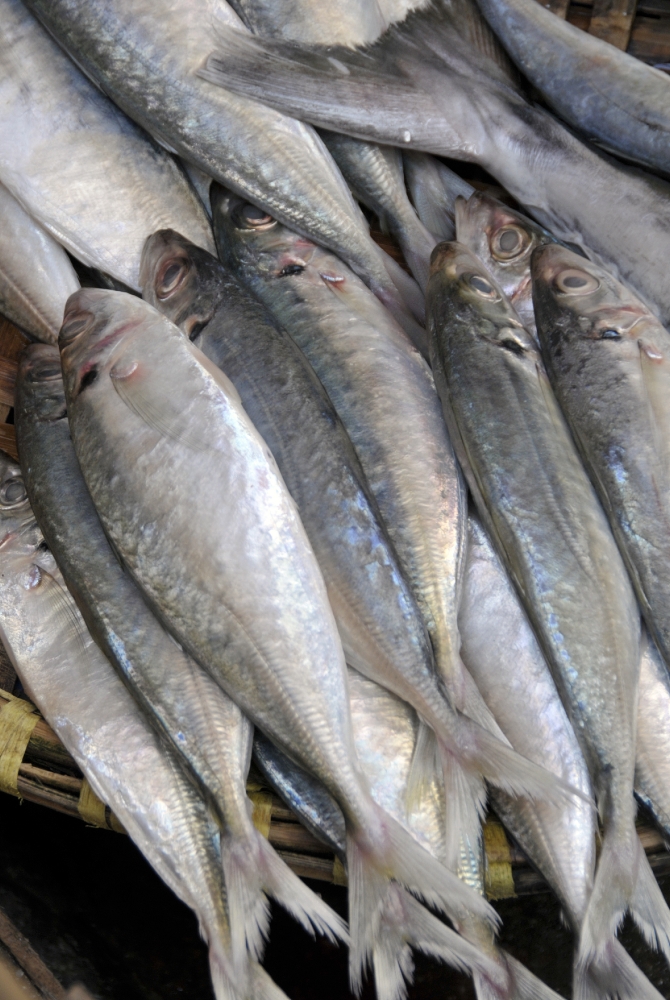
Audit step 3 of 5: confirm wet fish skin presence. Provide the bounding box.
[211,189,468,712]
[228,0,388,45]
[637,630,670,843]
[475,0,670,175]
[252,731,347,858]
[320,132,436,290]
[15,344,344,970]
[427,242,670,967]
[58,286,497,1000]
[459,512,595,931]
[199,3,670,327]
[0,0,213,291]
[0,451,285,1000]
[455,191,560,339]
[403,152,474,243]
[532,245,670,674]
[140,229,437,765]
[0,183,79,343]
[22,0,421,335]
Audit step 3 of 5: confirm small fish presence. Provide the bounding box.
[428,241,670,972]
[58,286,501,1000]
[15,343,340,973]
[0,451,287,1000]
[455,191,560,339]
[0,0,213,290]
[637,629,670,845]
[0,183,79,343]
[532,245,670,676]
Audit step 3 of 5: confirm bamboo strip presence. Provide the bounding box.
[0,907,66,1000]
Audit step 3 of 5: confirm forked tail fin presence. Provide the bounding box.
[579,823,670,974]
[208,957,293,1000]
[221,827,348,974]
[347,808,499,996]
[574,933,665,1000]
[474,951,565,1000]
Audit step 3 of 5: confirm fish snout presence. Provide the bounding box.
[139,230,186,293]
[429,240,459,277]
[18,343,62,384]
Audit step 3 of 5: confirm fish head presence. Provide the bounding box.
[17,344,67,425]
[531,244,667,367]
[0,451,40,559]
[140,230,226,339]
[455,192,556,323]
[212,185,349,298]
[59,288,163,405]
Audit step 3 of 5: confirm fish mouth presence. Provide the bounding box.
[429,240,458,276]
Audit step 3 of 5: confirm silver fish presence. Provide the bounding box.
[0,451,287,1000]
[455,191,561,339]
[459,514,665,999]
[403,152,474,243]
[0,183,79,343]
[212,194,579,877]
[427,242,670,971]
[15,343,340,972]
[0,0,213,291]
[140,230,436,786]
[348,668,568,1000]
[319,133,436,290]
[533,245,670,679]
[21,0,424,340]
[475,0,670,175]
[637,629,670,844]
[199,0,670,327]
[58,287,499,1000]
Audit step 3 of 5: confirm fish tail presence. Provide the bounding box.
[448,715,590,810]
[440,743,488,873]
[473,951,564,1000]
[249,964,292,1000]
[221,827,348,971]
[347,809,499,997]
[579,822,670,970]
[573,934,665,1000]
[393,219,437,293]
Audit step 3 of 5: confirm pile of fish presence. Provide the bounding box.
[1,0,670,997]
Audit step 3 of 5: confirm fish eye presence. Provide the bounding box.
[157,259,188,299]
[0,477,27,506]
[466,273,498,298]
[278,264,306,277]
[599,329,621,340]
[30,358,62,382]
[236,203,277,231]
[491,225,529,261]
[555,269,600,295]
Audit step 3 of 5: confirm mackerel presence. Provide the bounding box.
[140,230,435,760]
[427,242,670,970]
[15,343,341,970]
[0,450,287,1000]
[403,152,474,243]
[58,286,502,1000]
[532,245,670,676]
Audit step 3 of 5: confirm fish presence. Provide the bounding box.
[348,667,568,1000]
[211,192,583,879]
[427,242,670,972]
[198,0,670,328]
[637,629,670,845]
[14,343,342,972]
[226,0,388,45]
[319,133,436,290]
[459,514,664,999]
[403,152,474,243]
[58,286,504,1000]
[0,0,213,291]
[140,230,440,790]
[474,0,670,176]
[455,192,562,339]
[0,182,79,343]
[532,244,670,680]
[0,449,288,1000]
[21,0,424,340]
